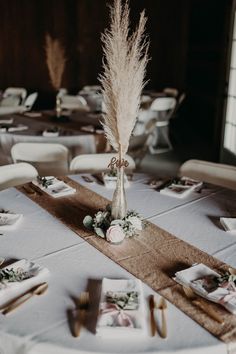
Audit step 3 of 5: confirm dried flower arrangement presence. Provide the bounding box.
[45,34,66,91]
[45,34,67,118]
[83,0,149,244]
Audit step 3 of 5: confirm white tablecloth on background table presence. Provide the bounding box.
[0,174,235,354]
[0,133,97,163]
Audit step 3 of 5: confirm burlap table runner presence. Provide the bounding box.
[18,177,236,344]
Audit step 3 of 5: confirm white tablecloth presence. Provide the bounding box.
[0,174,235,354]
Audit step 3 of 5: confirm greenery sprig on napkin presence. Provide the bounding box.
[0,268,31,284]
[37,176,54,189]
[106,291,139,310]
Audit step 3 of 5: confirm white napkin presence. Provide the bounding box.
[0,213,23,231]
[24,112,42,118]
[0,118,13,124]
[103,174,130,189]
[160,177,202,199]
[0,259,50,308]
[220,217,236,235]
[175,263,236,314]
[42,130,59,137]
[8,125,28,132]
[33,177,76,198]
[96,278,147,338]
[0,125,28,133]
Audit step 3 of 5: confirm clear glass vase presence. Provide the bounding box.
[111,166,127,219]
[56,93,62,118]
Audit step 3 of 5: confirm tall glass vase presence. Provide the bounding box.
[56,93,62,118]
[111,165,127,219]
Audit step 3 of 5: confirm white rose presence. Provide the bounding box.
[95,211,104,223]
[127,216,142,230]
[106,225,125,244]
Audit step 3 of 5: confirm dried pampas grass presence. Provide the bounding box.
[45,34,66,91]
[99,0,149,157]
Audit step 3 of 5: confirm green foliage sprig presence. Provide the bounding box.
[0,268,30,284]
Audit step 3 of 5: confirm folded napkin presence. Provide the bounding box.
[96,278,147,337]
[80,125,95,133]
[8,125,28,132]
[160,176,202,199]
[33,177,76,198]
[42,130,59,137]
[0,125,28,133]
[175,263,236,314]
[0,259,50,308]
[24,112,42,118]
[0,212,23,231]
[220,217,236,235]
[0,118,13,124]
[103,173,130,189]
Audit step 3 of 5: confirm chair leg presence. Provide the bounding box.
[149,126,172,154]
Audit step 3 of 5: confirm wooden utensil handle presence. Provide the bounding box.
[73,309,85,337]
[150,310,156,336]
[3,293,33,315]
[161,310,167,338]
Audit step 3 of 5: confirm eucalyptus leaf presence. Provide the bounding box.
[94,227,105,238]
[83,215,93,230]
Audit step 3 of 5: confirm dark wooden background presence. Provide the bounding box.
[0,0,233,157]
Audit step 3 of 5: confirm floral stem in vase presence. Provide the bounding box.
[56,92,62,118]
[111,164,127,220]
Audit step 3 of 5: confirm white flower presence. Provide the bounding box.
[126,216,142,230]
[106,225,125,244]
[95,211,104,223]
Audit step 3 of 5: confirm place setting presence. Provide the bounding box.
[67,277,169,341]
[0,258,49,315]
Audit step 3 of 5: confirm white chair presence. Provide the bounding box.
[70,153,135,173]
[163,87,179,97]
[179,159,236,191]
[0,163,38,191]
[148,97,176,154]
[129,118,157,166]
[60,94,88,111]
[24,92,38,111]
[1,87,27,106]
[0,92,38,116]
[11,143,69,177]
[81,85,101,92]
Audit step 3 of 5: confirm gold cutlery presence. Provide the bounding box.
[22,185,36,195]
[82,175,95,183]
[229,267,236,275]
[73,292,89,337]
[183,286,224,324]
[2,282,48,315]
[158,297,167,338]
[91,174,104,185]
[149,295,156,336]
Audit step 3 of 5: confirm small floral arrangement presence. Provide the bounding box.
[83,206,144,244]
[106,169,117,177]
[37,176,54,189]
[0,267,31,284]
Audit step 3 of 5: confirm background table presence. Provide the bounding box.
[0,174,235,354]
[0,112,106,163]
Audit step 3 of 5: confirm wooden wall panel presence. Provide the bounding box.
[0,0,189,93]
[0,0,232,152]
